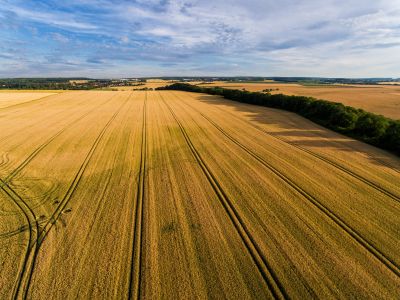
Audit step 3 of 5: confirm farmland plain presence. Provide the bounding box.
[202,81,400,119]
[0,90,399,299]
[0,92,58,109]
[115,80,177,91]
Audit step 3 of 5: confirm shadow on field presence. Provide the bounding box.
[190,93,400,172]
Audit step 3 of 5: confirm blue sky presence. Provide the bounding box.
[0,0,400,78]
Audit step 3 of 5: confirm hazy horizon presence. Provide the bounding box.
[1,76,399,80]
[1,0,400,78]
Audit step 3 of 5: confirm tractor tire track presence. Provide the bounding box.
[38,94,128,243]
[173,93,400,278]
[0,93,57,112]
[158,92,288,300]
[13,93,130,300]
[0,178,39,300]
[128,92,147,300]
[0,218,48,239]
[279,141,400,201]
[0,93,92,147]
[175,92,400,201]
[1,93,118,187]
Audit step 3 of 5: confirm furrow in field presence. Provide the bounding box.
[173,92,400,278]
[0,92,115,176]
[0,178,38,300]
[141,92,271,298]
[0,93,122,220]
[128,92,147,300]
[282,141,400,199]
[163,91,399,297]
[174,92,400,202]
[158,92,287,299]
[173,92,400,267]
[0,92,89,137]
[0,189,27,298]
[2,90,399,298]
[184,91,400,183]
[1,93,119,188]
[0,93,57,111]
[0,92,123,299]
[27,92,143,299]
[38,93,130,243]
[14,93,130,299]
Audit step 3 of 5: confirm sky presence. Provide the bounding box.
[0,0,400,78]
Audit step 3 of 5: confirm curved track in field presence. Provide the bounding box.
[0,93,90,148]
[172,92,400,278]
[0,178,38,300]
[1,94,118,189]
[11,93,130,300]
[128,92,147,300]
[159,92,288,300]
[0,94,118,218]
[1,94,123,299]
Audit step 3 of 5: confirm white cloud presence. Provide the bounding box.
[51,32,69,43]
[1,3,97,30]
[0,0,399,77]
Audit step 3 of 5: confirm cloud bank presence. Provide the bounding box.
[0,0,399,77]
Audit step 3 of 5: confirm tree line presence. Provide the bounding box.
[157,83,400,156]
[0,78,114,90]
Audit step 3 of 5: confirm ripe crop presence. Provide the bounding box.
[0,90,399,299]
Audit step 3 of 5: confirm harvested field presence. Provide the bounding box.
[0,90,399,299]
[202,82,400,119]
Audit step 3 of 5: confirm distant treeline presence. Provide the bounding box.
[0,78,112,90]
[157,83,400,155]
[264,77,396,85]
[154,76,399,85]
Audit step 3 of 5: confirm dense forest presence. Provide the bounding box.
[157,83,400,155]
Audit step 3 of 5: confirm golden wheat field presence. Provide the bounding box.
[202,82,400,119]
[115,80,177,91]
[0,92,58,109]
[0,90,399,299]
